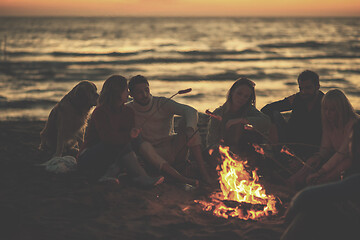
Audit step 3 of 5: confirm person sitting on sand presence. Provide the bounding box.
[287,89,359,189]
[206,77,271,153]
[127,75,211,186]
[261,70,324,159]
[281,118,360,240]
[77,75,164,187]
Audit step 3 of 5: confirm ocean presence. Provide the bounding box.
[0,17,359,120]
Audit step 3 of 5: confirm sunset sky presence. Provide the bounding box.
[0,0,359,16]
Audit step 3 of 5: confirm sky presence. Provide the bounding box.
[0,0,359,16]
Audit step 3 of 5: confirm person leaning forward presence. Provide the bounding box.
[126,75,212,186]
[261,70,324,159]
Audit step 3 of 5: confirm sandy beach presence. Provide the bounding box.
[0,119,297,240]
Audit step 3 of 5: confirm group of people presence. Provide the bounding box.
[77,75,211,188]
[74,70,359,194]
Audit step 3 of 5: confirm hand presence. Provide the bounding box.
[225,118,249,129]
[130,128,141,138]
[306,172,320,185]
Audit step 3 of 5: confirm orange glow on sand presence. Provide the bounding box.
[0,0,359,16]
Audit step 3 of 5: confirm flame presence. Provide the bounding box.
[208,148,214,155]
[195,145,278,220]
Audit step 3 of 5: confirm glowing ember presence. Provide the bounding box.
[182,206,190,212]
[244,124,254,130]
[208,148,214,155]
[252,143,265,155]
[205,109,223,121]
[280,146,295,157]
[195,145,278,220]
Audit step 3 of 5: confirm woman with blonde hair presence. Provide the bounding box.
[287,89,359,188]
[281,119,360,240]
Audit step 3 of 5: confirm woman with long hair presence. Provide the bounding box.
[287,89,359,188]
[281,119,360,240]
[206,77,271,152]
[77,75,163,187]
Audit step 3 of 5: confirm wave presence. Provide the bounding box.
[6,49,266,58]
[6,49,154,57]
[156,71,288,81]
[321,78,348,83]
[2,54,359,66]
[0,99,57,109]
[258,41,328,49]
[181,93,205,99]
[339,69,360,74]
[178,49,260,55]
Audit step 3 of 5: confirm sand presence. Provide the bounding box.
[0,120,294,240]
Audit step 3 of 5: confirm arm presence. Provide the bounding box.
[317,159,351,183]
[319,121,354,173]
[310,120,355,183]
[225,107,271,137]
[312,127,334,162]
[246,107,272,136]
[161,98,198,131]
[304,130,333,184]
[206,108,223,148]
[260,95,295,118]
[306,124,353,184]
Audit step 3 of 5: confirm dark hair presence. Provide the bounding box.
[223,77,256,113]
[98,75,127,108]
[352,119,360,163]
[129,75,149,92]
[297,70,320,87]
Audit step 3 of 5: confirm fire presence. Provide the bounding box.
[195,145,278,220]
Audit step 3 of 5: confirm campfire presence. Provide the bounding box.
[195,145,278,220]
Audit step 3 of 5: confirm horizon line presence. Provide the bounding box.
[1,15,359,18]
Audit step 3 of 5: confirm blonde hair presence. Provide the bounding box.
[98,75,127,109]
[321,89,357,131]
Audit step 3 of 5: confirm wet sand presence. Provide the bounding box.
[0,120,294,240]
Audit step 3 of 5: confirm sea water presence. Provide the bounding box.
[0,17,359,120]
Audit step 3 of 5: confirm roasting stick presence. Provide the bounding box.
[205,109,297,175]
[139,88,192,129]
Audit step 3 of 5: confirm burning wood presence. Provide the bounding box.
[195,145,278,220]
